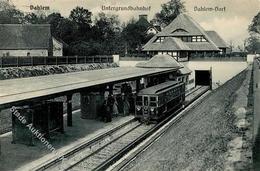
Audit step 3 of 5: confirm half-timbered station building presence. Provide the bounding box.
[142,14,228,61]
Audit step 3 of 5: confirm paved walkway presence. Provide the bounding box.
[253,58,260,170]
[0,111,134,171]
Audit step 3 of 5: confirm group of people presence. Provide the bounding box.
[100,83,135,123]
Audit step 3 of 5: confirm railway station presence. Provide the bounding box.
[0,54,214,170]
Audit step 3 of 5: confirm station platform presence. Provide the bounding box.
[0,111,134,171]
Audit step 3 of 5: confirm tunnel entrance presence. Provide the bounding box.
[195,70,212,88]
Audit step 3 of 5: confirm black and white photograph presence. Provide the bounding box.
[0,0,259,170]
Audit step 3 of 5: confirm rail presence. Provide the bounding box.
[33,118,136,171]
[0,55,113,68]
[107,89,209,171]
[34,86,210,171]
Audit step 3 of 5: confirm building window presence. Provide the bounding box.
[191,36,207,42]
[154,37,165,43]
[192,36,197,42]
[172,52,177,57]
[172,29,188,33]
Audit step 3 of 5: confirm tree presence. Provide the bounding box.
[46,13,64,37]
[122,19,148,54]
[93,12,123,54]
[0,0,14,11]
[228,40,235,52]
[246,12,260,54]
[0,1,24,24]
[69,40,102,56]
[69,6,92,27]
[24,13,46,24]
[56,18,77,44]
[94,12,120,40]
[249,12,260,34]
[69,6,92,40]
[154,0,186,27]
[245,35,260,54]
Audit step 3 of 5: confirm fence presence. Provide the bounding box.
[189,56,246,61]
[0,55,113,68]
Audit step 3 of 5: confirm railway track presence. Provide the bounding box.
[34,86,210,171]
[108,88,211,171]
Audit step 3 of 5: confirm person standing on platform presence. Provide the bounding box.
[116,94,124,114]
[106,94,114,122]
[122,93,130,116]
[101,100,107,122]
[113,95,119,117]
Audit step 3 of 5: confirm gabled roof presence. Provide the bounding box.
[185,42,221,51]
[146,25,162,33]
[0,24,51,50]
[206,31,228,48]
[143,37,191,51]
[154,25,162,32]
[136,54,183,69]
[143,14,220,52]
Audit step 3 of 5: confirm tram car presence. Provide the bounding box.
[135,81,185,122]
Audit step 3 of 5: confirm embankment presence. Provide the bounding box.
[125,66,253,171]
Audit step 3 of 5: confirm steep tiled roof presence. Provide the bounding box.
[185,42,221,51]
[0,24,51,50]
[206,31,228,48]
[143,14,221,52]
[143,37,191,51]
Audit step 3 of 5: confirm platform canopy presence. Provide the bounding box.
[0,67,177,109]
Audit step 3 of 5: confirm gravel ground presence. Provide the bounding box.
[124,68,252,171]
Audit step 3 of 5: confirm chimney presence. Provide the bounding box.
[139,14,148,21]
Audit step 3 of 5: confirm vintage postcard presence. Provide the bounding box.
[0,0,259,171]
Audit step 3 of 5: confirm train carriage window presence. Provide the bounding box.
[150,97,156,101]
[136,96,142,102]
[150,102,157,107]
[136,101,142,106]
[136,96,142,105]
[144,96,148,106]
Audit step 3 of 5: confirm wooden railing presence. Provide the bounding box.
[0,55,113,68]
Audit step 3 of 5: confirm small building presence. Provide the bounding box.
[0,24,63,57]
[146,25,161,35]
[136,14,162,36]
[142,14,228,61]
[136,54,191,89]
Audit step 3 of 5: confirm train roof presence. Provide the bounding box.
[138,81,182,95]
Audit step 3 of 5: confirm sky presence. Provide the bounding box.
[10,0,260,47]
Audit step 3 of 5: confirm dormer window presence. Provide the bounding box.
[154,37,165,43]
[192,36,207,42]
[172,29,188,33]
